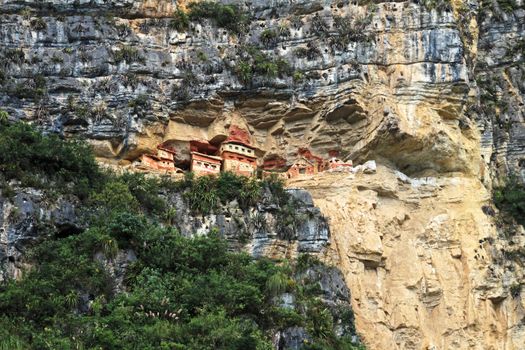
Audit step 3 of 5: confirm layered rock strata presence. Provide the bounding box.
[1,0,525,348]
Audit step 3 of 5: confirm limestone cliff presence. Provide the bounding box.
[1,0,525,349]
[290,168,525,349]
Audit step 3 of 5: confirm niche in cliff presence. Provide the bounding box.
[325,98,367,124]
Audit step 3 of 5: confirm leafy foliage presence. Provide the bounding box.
[0,118,101,198]
[494,176,525,226]
[188,1,248,34]
[235,45,292,85]
[179,170,294,215]
[421,0,452,12]
[0,223,363,349]
[0,121,364,349]
[113,45,145,64]
[260,29,279,48]
[170,8,190,31]
[9,74,47,100]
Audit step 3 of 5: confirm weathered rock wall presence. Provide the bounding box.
[168,187,330,258]
[0,187,82,281]
[474,1,525,182]
[0,185,329,281]
[1,0,478,176]
[2,0,525,349]
[291,168,525,350]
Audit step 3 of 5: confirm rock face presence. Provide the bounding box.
[290,168,525,350]
[274,263,357,350]
[1,0,525,349]
[475,2,525,182]
[168,187,330,258]
[0,184,329,279]
[0,0,482,173]
[0,187,82,282]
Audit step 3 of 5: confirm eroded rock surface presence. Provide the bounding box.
[290,168,525,350]
[0,0,486,176]
[1,0,525,349]
[168,187,330,258]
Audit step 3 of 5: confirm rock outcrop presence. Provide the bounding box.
[0,187,82,281]
[290,167,525,350]
[1,0,525,348]
[0,0,481,172]
[168,187,330,258]
[0,184,329,280]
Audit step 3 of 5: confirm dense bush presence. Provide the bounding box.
[170,8,190,31]
[0,223,363,349]
[260,29,279,48]
[188,1,248,34]
[0,118,101,198]
[235,45,292,85]
[0,119,364,349]
[494,176,525,226]
[9,74,47,100]
[113,45,145,64]
[180,171,290,215]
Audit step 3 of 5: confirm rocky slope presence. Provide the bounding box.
[1,0,525,349]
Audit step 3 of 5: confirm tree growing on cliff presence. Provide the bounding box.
[494,176,525,226]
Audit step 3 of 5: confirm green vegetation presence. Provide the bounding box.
[172,70,200,101]
[294,46,320,60]
[197,50,208,62]
[293,70,305,83]
[0,109,8,121]
[0,227,363,349]
[257,25,290,48]
[0,119,364,349]
[50,53,63,64]
[494,176,525,227]
[170,8,190,31]
[128,94,150,112]
[331,15,373,51]
[113,46,145,64]
[188,1,249,34]
[260,29,279,48]
[3,48,26,65]
[168,1,249,34]
[180,171,265,215]
[235,45,292,85]
[497,0,521,12]
[19,6,33,19]
[9,74,47,100]
[0,117,100,199]
[480,0,522,19]
[30,17,47,31]
[510,283,522,298]
[421,0,452,12]
[310,14,329,38]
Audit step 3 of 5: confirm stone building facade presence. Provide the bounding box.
[190,152,222,176]
[133,146,180,173]
[219,141,257,177]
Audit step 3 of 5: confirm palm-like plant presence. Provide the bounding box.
[65,290,80,310]
[101,237,118,259]
[266,272,289,296]
[0,335,26,350]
